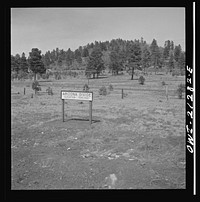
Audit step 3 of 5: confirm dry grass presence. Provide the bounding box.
[11,73,185,189]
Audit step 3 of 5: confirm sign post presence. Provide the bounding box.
[62,99,65,122]
[89,101,92,124]
[61,90,93,124]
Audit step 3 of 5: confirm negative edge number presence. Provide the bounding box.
[186,65,193,153]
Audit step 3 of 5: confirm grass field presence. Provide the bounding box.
[11,73,186,189]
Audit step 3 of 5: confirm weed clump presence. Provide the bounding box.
[46,87,53,95]
[161,81,166,86]
[108,84,113,91]
[138,76,145,85]
[83,84,90,91]
[99,86,107,96]
[54,72,62,80]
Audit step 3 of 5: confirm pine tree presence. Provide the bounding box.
[66,48,74,66]
[43,51,51,67]
[57,55,63,66]
[101,42,107,51]
[127,41,141,80]
[82,47,89,57]
[163,40,170,60]
[168,51,174,72]
[150,39,160,74]
[28,48,46,80]
[11,55,20,73]
[170,41,174,50]
[20,52,28,73]
[85,48,105,79]
[78,46,83,55]
[11,55,16,72]
[74,49,82,64]
[174,45,182,62]
[109,50,122,75]
[13,54,21,73]
[141,46,151,73]
[178,52,185,71]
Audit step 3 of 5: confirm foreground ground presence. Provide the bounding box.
[11,73,185,189]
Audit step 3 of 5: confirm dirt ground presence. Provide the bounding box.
[11,73,186,189]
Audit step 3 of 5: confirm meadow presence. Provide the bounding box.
[11,72,186,189]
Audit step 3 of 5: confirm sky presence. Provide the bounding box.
[11,7,185,57]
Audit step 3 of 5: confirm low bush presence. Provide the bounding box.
[138,76,145,85]
[17,71,29,80]
[108,84,113,91]
[83,84,90,91]
[28,72,34,80]
[54,72,62,80]
[99,86,107,96]
[11,71,18,81]
[41,73,50,80]
[46,87,53,95]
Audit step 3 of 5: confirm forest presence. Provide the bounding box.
[11,37,185,81]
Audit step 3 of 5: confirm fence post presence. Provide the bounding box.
[166,85,168,100]
[24,88,26,95]
[122,89,124,99]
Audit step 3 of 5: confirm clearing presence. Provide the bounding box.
[11,73,185,189]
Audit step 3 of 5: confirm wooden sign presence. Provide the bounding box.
[61,90,93,101]
[61,90,93,124]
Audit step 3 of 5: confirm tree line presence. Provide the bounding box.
[11,37,185,81]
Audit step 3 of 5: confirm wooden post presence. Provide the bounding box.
[62,99,65,122]
[89,101,92,125]
[24,88,26,95]
[122,89,124,99]
[166,85,168,100]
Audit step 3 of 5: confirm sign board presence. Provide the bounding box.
[60,90,93,124]
[61,90,93,101]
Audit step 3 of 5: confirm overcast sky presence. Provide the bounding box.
[11,7,185,56]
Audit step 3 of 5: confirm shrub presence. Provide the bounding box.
[99,86,107,96]
[83,84,90,91]
[28,72,34,80]
[41,73,49,80]
[32,80,41,94]
[54,72,61,80]
[161,81,166,86]
[17,70,28,80]
[138,76,145,85]
[57,74,62,80]
[177,83,185,99]
[108,84,113,91]
[11,71,18,81]
[46,87,53,95]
